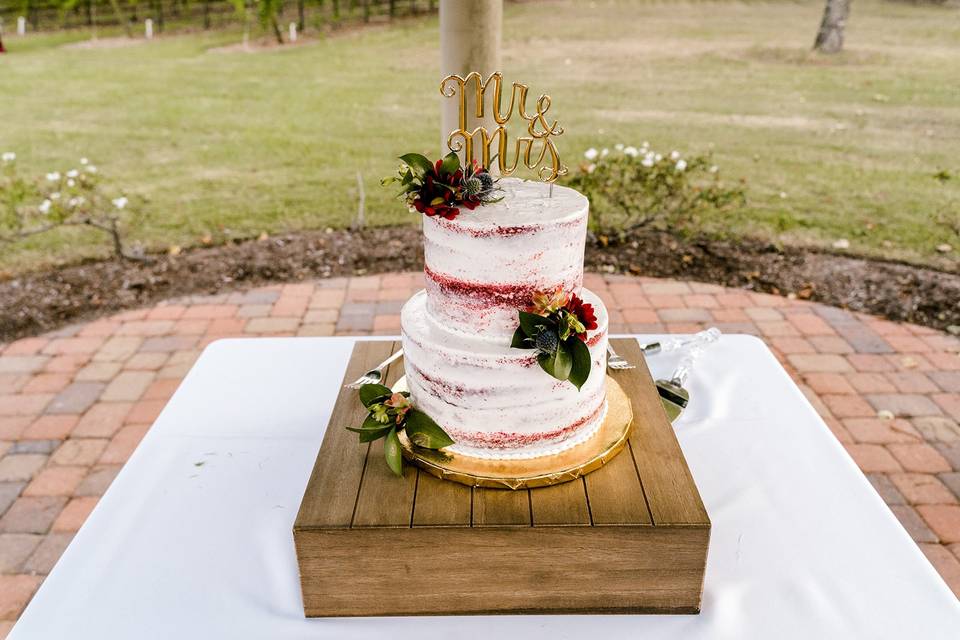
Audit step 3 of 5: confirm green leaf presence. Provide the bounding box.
[384,427,403,477]
[359,383,392,408]
[510,326,531,349]
[537,342,573,381]
[519,311,552,337]
[404,410,454,449]
[440,151,461,176]
[568,337,592,391]
[346,414,393,441]
[346,424,392,442]
[399,153,434,177]
[362,414,387,429]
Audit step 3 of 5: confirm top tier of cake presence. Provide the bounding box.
[423,178,589,339]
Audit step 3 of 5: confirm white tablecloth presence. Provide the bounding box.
[9,336,960,639]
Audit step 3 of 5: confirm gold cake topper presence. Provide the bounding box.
[440,72,568,183]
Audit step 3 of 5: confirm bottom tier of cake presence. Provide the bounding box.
[399,288,609,460]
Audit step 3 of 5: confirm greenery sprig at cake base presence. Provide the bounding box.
[349,383,453,476]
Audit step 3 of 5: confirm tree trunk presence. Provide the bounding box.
[439,0,502,155]
[297,0,304,30]
[271,16,283,43]
[203,0,211,29]
[814,0,850,54]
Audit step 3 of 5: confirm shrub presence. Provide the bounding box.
[0,152,143,261]
[564,143,745,240]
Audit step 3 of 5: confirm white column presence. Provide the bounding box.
[145,19,153,39]
[289,22,297,42]
[17,16,26,35]
[438,0,502,156]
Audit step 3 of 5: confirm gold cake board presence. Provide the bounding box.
[396,376,633,490]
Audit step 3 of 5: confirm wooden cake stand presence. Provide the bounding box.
[294,338,710,617]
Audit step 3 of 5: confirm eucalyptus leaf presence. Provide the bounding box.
[358,383,392,408]
[405,410,454,449]
[537,342,573,381]
[440,151,461,175]
[399,153,435,177]
[568,337,592,391]
[384,427,403,477]
[519,311,552,337]
[510,326,531,349]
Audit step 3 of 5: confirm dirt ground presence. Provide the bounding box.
[0,227,957,343]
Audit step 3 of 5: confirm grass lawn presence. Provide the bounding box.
[1,0,958,274]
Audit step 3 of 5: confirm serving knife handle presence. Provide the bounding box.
[670,346,701,387]
[659,327,721,353]
[669,328,722,386]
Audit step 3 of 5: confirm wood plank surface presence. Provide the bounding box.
[584,440,653,525]
[412,472,472,527]
[530,478,591,526]
[352,341,417,528]
[294,341,396,529]
[473,487,531,527]
[295,339,710,616]
[297,526,709,616]
[608,338,710,526]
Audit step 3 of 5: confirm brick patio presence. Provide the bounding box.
[1,271,959,632]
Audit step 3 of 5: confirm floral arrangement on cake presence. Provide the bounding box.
[511,289,598,389]
[382,151,502,220]
[349,383,454,476]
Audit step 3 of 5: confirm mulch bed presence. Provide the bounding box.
[1,227,957,343]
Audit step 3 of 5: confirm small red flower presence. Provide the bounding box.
[391,153,499,222]
[565,294,598,339]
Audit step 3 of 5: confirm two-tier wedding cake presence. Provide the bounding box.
[400,178,609,459]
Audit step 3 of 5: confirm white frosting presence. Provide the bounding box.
[422,178,589,337]
[445,402,608,460]
[401,178,606,460]
[401,288,608,458]
[392,375,608,460]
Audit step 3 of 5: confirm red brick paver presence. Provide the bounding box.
[0,272,959,628]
